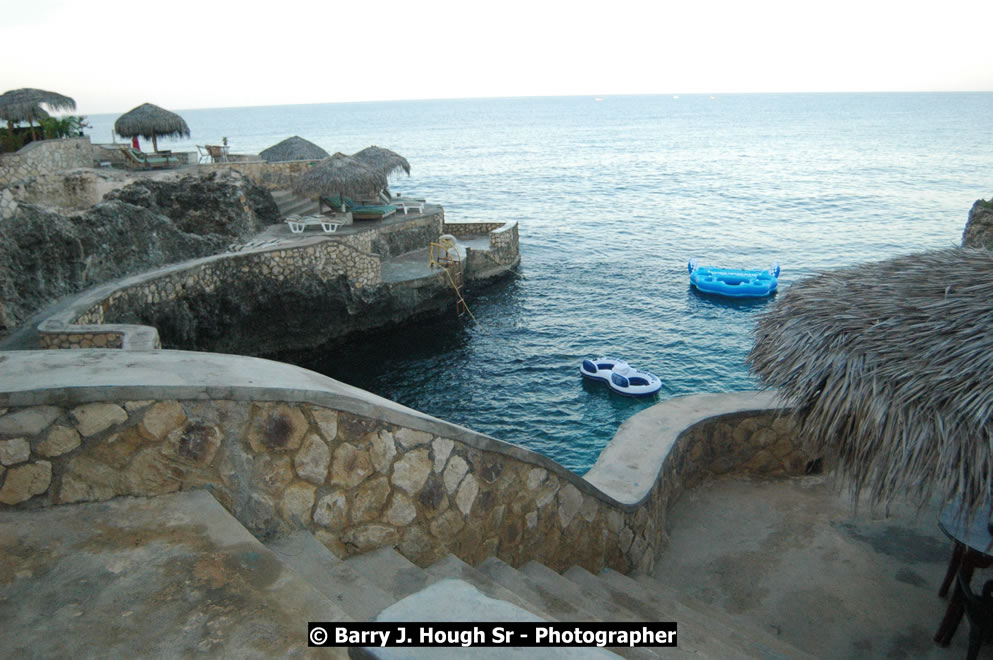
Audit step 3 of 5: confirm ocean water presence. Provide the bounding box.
[88,93,993,472]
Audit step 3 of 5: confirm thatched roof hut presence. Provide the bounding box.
[114,103,190,152]
[748,248,993,517]
[292,152,388,204]
[352,145,410,180]
[0,88,76,124]
[259,136,329,163]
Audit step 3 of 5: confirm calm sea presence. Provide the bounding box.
[87,93,993,472]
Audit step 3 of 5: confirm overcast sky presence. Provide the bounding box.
[3,0,991,115]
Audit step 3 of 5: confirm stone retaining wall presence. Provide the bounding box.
[0,391,808,574]
[0,137,94,185]
[198,159,312,190]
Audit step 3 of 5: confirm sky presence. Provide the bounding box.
[2,0,992,115]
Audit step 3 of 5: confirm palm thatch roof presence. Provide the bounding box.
[114,103,190,151]
[748,247,993,518]
[0,88,76,124]
[259,136,329,163]
[292,152,388,200]
[352,145,410,180]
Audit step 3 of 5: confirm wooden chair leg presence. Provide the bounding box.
[940,542,965,598]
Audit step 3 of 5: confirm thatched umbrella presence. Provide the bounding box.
[114,102,190,153]
[259,136,329,163]
[352,145,411,180]
[0,88,76,138]
[293,152,388,211]
[748,247,993,519]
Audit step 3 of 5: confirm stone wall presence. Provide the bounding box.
[198,159,312,190]
[0,389,808,574]
[0,137,94,185]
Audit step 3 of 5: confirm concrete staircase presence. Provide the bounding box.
[271,188,319,218]
[1,490,813,658]
[266,530,816,659]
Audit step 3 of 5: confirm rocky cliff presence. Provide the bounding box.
[962,198,993,250]
[0,170,279,338]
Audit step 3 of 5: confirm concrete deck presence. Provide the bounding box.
[0,490,348,658]
[651,474,973,659]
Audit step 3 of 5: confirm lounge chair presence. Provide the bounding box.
[120,146,180,170]
[285,214,344,234]
[320,195,397,220]
[378,190,426,214]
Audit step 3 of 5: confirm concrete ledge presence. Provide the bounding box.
[585,391,786,506]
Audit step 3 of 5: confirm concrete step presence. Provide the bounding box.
[0,489,351,658]
[343,546,429,602]
[627,572,816,660]
[270,188,319,217]
[424,554,551,620]
[265,531,395,621]
[478,556,600,622]
[354,579,619,659]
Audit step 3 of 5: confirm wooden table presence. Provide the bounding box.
[934,500,993,646]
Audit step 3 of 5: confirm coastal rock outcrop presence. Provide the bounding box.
[0,170,280,338]
[104,169,279,237]
[962,198,993,250]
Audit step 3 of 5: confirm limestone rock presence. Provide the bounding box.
[526,467,548,491]
[314,491,349,530]
[443,455,469,494]
[255,454,294,496]
[330,443,373,489]
[140,401,187,440]
[310,407,338,442]
[89,427,144,469]
[279,482,317,524]
[432,437,454,473]
[0,438,30,466]
[385,493,418,526]
[351,476,391,523]
[120,447,182,497]
[557,484,583,528]
[168,421,221,467]
[962,198,993,249]
[295,433,331,485]
[0,406,61,436]
[368,430,397,474]
[247,404,308,453]
[395,428,432,449]
[36,425,81,458]
[70,403,128,437]
[392,448,432,495]
[0,461,52,504]
[429,508,465,540]
[455,474,479,516]
[342,524,398,552]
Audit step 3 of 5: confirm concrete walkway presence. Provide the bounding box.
[652,475,973,659]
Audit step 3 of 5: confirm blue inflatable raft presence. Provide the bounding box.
[688,259,780,299]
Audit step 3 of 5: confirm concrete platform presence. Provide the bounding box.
[0,490,349,658]
[651,474,973,659]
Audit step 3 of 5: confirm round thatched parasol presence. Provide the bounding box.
[293,153,388,208]
[0,88,76,138]
[259,136,329,163]
[114,102,190,152]
[748,247,993,518]
[352,145,411,180]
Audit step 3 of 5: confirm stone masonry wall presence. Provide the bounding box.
[0,398,808,574]
[0,137,94,185]
[198,160,312,190]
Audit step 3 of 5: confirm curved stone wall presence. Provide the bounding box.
[0,350,809,574]
[0,137,94,187]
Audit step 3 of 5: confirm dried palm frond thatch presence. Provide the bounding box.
[352,145,411,180]
[748,247,993,518]
[293,152,388,201]
[114,103,190,152]
[0,88,76,124]
[259,136,329,163]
